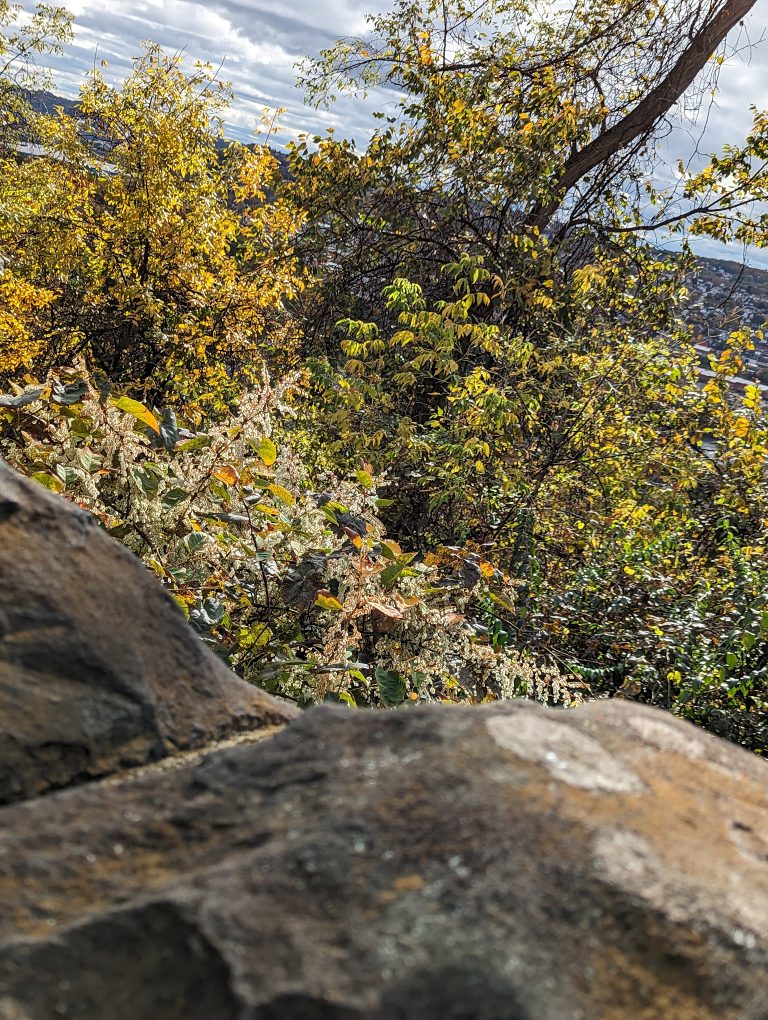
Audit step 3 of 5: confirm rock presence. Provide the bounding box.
[1,699,767,1019]
[0,460,297,805]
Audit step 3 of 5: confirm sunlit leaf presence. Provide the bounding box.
[213,465,238,486]
[110,396,160,434]
[268,482,295,505]
[314,590,345,611]
[254,436,277,466]
[31,471,64,493]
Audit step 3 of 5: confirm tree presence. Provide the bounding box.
[302,0,759,229]
[0,1,72,154]
[281,0,768,750]
[1,45,305,412]
[287,0,762,350]
[0,2,72,374]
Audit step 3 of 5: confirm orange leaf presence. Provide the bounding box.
[213,465,238,486]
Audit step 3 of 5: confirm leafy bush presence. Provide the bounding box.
[0,368,582,709]
[295,254,768,752]
[0,45,304,414]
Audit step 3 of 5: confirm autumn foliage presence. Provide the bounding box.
[3,1,768,750]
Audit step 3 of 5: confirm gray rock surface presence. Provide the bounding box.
[0,460,297,805]
[1,698,767,1020]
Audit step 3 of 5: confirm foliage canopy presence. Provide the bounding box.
[2,0,768,751]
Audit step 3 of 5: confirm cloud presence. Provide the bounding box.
[30,0,768,146]
[28,0,391,146]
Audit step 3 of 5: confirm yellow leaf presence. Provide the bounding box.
[256,436,277,466]
[315,590,345,612]
[31,471,64,493]
[268,482,295,505]
[172,595,191,619]
[110,396,160,434]
[731,417,750,438]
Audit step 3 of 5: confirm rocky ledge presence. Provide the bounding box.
[0,460,767,1019]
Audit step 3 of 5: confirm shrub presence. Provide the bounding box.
[0,368,583,709]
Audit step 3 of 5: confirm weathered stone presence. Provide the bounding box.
[0,460,297,805]
[1,699,766,1019]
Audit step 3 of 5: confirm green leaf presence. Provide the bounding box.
[178,434,213,452]
[132,467,160,497]
[315,590,345,612]
[183,532,208,553]
[52,379,88,405]
[55,464,80,487]
[238,622,272,648]
[380,561,406,587]
[107,522,131,540]
[31,471,64,493]
[162,487,189,508]
[69,417,93,439]
[78,450,103,472]
[375,667,406,707]
[320,505,339,526]
[243,476,271,491]
[251,436,277,466]
[741,631,757,652]
[93,372,113,403]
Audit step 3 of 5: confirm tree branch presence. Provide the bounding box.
[529,0,758,230]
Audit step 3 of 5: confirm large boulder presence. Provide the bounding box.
[0,460,297,805]
[0,698,766,1019]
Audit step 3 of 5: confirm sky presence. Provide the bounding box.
[21,0,768,266]
[31,0,393,147]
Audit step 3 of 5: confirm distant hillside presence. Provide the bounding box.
[25,88,79,119]
[684,256,768,340]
